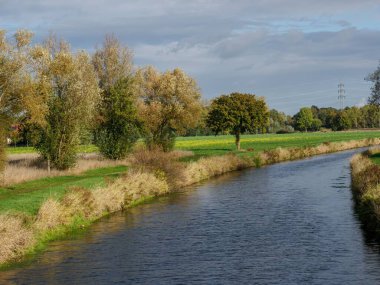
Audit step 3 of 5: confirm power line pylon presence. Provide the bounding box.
[338,82,346,109]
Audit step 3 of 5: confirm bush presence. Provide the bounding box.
[129,147,186,189]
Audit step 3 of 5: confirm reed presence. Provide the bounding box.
[350,148,380,234]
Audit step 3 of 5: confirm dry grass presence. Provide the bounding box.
[34,170,169,231]
[257,138,380,166]
[184,154,251,185]
[0,214,34,264]
[1,153,126,186]
[129,147,189,189]
[350,148,380,232]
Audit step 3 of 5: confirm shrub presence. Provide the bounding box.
[0,214,34,264]
[129,147,187,189]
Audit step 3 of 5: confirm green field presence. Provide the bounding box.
[175,131,380,158]
[0,166,127,215]
[6,144,99,155]
[2,130,380,215]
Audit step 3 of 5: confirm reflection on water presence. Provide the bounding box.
[3,149,380,284]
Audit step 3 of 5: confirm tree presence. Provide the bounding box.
[31,39,99,170]
[93,35,141,159]
[331,111,351,131]
[0,30,38,173]
[366,63,380,106]
[311,118,322,131]
[268,109,293,133]
[136,66,202,151]
[345,107,361,129]
[317,107,338,129]
[294,107,313,132]
[206,93,269,150]
[95,77,141,159]
[361,104,380,128]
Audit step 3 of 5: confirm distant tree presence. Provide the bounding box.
[310,105,319,119]
[268,109,293,133]
[332,111,351,131]
[317,107,338,129]
[310,118,322,132]
[361,104,380,128]
[366,63,380,106]
[206,93,269,150]
[294,107,313,132]
[93,35,141,159]
[31,38,100,170]
[345,107,361,129]
[135,66,202,151]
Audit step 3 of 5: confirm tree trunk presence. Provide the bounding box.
[47,158,51,175]
[235,132,241,151]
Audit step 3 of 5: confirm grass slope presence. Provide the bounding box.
[0,165,127,215]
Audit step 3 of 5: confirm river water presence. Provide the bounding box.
[2,149,380,284]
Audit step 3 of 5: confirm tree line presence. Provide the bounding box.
[0,30,206,171]
[0,30,271,172]
[2,29,379,173]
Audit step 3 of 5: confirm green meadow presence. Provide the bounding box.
[175,131,380,158]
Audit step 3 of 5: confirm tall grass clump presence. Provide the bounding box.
[351,148,380,234]
[0,214,34,264]
[257,138,380,166]
[129,147,188,189]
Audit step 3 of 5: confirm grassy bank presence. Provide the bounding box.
[351,149,380,235]
[1,135,380,267]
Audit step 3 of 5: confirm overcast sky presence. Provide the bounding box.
[1,0,379,114]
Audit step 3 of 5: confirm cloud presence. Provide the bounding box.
[0,0,379,113]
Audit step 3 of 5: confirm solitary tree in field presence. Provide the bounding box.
[31,38,100,170]
[294,107,314,132]
[206,93,269,150]
[93,36,141,159]
[135,66,202,151]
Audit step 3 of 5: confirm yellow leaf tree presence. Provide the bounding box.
[136,66,202,151]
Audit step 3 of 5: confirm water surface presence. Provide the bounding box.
[2,149,380,284]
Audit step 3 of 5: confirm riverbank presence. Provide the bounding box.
[1,137,380,268]
[351,148,380,235]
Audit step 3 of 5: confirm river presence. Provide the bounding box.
[2,149,380,284]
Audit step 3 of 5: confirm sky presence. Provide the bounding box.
[1,0,380,114]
